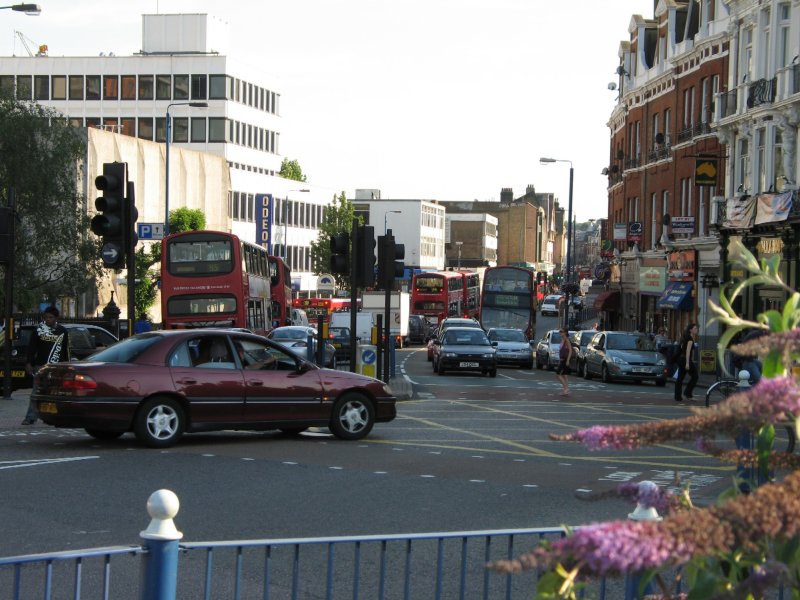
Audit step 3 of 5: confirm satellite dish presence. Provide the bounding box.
[608,82,617,91]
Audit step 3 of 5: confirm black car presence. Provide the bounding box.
[431,326,497,377]
[407,315,431,345]
[328,326,352,362]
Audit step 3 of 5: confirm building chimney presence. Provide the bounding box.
[500,188,513,203]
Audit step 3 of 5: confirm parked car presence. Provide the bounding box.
[4,323,119,390]
[583,331,668,386]
[431,326,497,377]
[327,326,352,362]
[540,295,563,316]
[32,329,397,447]
[568,330,598,377]
[535,329,575,370]
[426,317,483,361]
[266,326,337,368]
[407,315,431,345]
[486,327,533,369]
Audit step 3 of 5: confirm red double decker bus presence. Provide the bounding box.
[479,266,536,338]
[411,270,479,324]
[161,230,272,333]
[268,255,292,327]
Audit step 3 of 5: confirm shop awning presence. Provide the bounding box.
[657,282,694,310]
[593,290,620,311]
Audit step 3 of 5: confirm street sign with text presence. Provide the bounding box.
[137,223,165,240]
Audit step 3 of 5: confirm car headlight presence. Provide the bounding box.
[657,358,666,366]
[482,353,493,359]
[612,355,628,365]
[382,384,394,395]
[443,352,457,358]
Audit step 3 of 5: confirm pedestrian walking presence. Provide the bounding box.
[22,306,70,424]
[556,327,573,396]
[674,323,698,402]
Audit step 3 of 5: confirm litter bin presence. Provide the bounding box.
[356,345,378,379]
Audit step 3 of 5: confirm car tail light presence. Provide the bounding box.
[62,373,97,390]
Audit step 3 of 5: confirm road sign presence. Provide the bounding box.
[137,223,165,240]
[101,242,122,267]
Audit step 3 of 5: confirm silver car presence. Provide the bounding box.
[266,326,337,368]
[535,329,575,370]
[583,331,668,386]
[486,328,534,369]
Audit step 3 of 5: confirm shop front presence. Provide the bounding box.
[639,262,667,335]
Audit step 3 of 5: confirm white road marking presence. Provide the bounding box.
[0,456,99,470]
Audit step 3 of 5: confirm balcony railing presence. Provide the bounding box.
[647,144,671,163]
[747,77,778,108]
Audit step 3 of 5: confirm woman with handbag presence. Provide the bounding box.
[555,328,573,397]
[674,323,698,402]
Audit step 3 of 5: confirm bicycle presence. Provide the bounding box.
[704,372,796,454]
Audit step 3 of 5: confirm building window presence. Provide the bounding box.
[103,75,118,100]
[651,193,657,247]
[173,75,189,100]
[138,75,154,100]
[51,75,66,100]
[756,127,766,193]
[208,117,228,142]
[190,117,206,142]
[121,75,136,100]
[779,4,792,68]
[154,74,171,100]
[209,74,229,99]
[664,108,671,145]
[85,117,100,129]
[103,117,118,132]
[172,117,188,143]
[16,75,31,100]
[759,8,771,77]
[68,117,83,128]
[774,129,785,190]
[85,75,101,100]
[33,75,48,100]
[190,74,207,100]
[138,117,154,140]
[738,137,750,193]
[154,117,166,143]
[120,117,135,137]
[68,75,84,100]
[740,28,753,84]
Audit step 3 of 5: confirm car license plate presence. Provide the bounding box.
[38,402,57,414]
[0,369,27,378]
[459,361,479,368]
[632,367,649,373]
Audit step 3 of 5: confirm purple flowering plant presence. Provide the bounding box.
[489,240,800,598]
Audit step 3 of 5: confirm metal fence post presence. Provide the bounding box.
[140,489,183,600]
[624,481,661,599]
[734,371,755,489]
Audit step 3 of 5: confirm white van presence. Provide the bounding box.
[330,312,374,343]
[290,308,310,327]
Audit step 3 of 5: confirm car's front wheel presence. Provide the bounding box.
[601,364,613,384]
[329,393,375,440]
[134,397,186,448]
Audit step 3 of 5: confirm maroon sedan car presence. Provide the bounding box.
[31,329,397,448]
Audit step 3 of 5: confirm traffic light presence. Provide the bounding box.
[91,162,128,269]
[377,234,405,289]
[329,232,350,275]
[355,225,376,288]
[536,272,543,284]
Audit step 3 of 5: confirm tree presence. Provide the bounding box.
[0,97,102,312]
[133,207,206,318]
[309,192,358,289]
[278,158,307,182]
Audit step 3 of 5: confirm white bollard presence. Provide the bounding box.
[627,480,663,522]
[141,489,183,541]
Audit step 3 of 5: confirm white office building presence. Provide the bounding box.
[0,13,335,298]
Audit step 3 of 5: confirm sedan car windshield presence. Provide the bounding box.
[488,329,526,343]
[607,334,655,351]
[443,330,491,346]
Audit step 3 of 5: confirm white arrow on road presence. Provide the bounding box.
[0,456,99,470]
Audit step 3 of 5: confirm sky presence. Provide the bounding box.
[3,0,655,220]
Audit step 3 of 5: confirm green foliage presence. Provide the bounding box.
[309,192,360,289]
[133,207,206,318]
[0,97,102,311]
[278,158,307,182]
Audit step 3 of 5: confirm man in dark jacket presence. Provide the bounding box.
[22,306,70,425]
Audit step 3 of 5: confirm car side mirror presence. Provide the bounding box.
[491,341,498,347]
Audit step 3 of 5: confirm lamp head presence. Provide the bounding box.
[539,157,555,164]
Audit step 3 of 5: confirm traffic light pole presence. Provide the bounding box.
[349,219,358,372]
[383,230,393,383]
[126,181,136,337]
[2,188,14,398]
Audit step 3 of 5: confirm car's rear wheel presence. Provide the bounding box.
[84,428,124,441]
[437,360,446,376]
[134,397,185,448]
[329,393,374,440]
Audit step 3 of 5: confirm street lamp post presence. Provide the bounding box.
[165,101,207,236]
[0,4,41,14]
[540,157,574,329]
[283,189,310,263]
[384,210,401,234]
[455,241,463,269]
